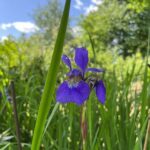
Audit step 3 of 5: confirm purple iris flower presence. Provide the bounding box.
[56,47,106,105]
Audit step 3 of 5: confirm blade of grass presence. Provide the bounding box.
[141,27,150,125]
[31,1,71,149]
[43,103,59,136]
[87,31,96,62]
[91,126,100,149]
[0,143,10,150]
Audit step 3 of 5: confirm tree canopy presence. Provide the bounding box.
[80,0,150,57]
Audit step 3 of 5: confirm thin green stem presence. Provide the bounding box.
[81,103,87,150]
[87,93,93,148]
[143,117,150,150]
[87,31,96,63]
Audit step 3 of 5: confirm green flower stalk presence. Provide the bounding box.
[81,103,87,150]
[31,0,71,150]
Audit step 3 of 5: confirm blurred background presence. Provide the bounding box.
[0,0,150,149]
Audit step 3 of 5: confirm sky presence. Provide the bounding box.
[0,0,102,40]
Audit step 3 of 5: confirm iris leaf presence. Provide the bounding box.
[31,1,71,149]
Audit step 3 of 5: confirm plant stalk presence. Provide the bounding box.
[143,116,150,150]
[10,81,22,150]
[81,103,87,150]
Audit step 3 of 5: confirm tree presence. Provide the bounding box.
[80,0,150,57]
[33,0,73,45]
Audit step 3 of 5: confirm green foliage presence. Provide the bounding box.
[80,0,150,57]
[0,41,150,149]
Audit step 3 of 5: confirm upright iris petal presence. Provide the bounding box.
[56,81,90,105]
[95,80,106,104]
[62,55,72,70]
[75,48,88,73]
[67,69,82,77]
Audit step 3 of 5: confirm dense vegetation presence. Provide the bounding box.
[0,0,150,149]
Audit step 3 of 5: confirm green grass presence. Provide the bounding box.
[0,51,150,150]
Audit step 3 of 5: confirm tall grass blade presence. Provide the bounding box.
[0,143,10,150]
[31,1,71,149]
[43,103,59,136]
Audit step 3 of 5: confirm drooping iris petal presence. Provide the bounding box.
[56,81,90,105]
[62,55,72,70]
[75,47,88,73]
[67,69,82,77]
[86,68,104,73]
[95,80,106,104]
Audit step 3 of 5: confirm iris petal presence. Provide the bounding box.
[62,55,72,70]
[95,80,106,104]
[86,68,104,73]
[67,69,82,77]
[75,47,88,73]
[56,81,90,105]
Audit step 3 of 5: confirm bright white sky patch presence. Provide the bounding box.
[0,22,39,33]
[84,4,98,15]
[0,36,8,42]
[72,26,82,37]
[84,0,103,15]
[1,24,12,30]
[91,0,103,5]
[74,0,83,9]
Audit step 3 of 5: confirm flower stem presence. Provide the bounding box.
[81,103,87,150]
[143,116,150,150]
